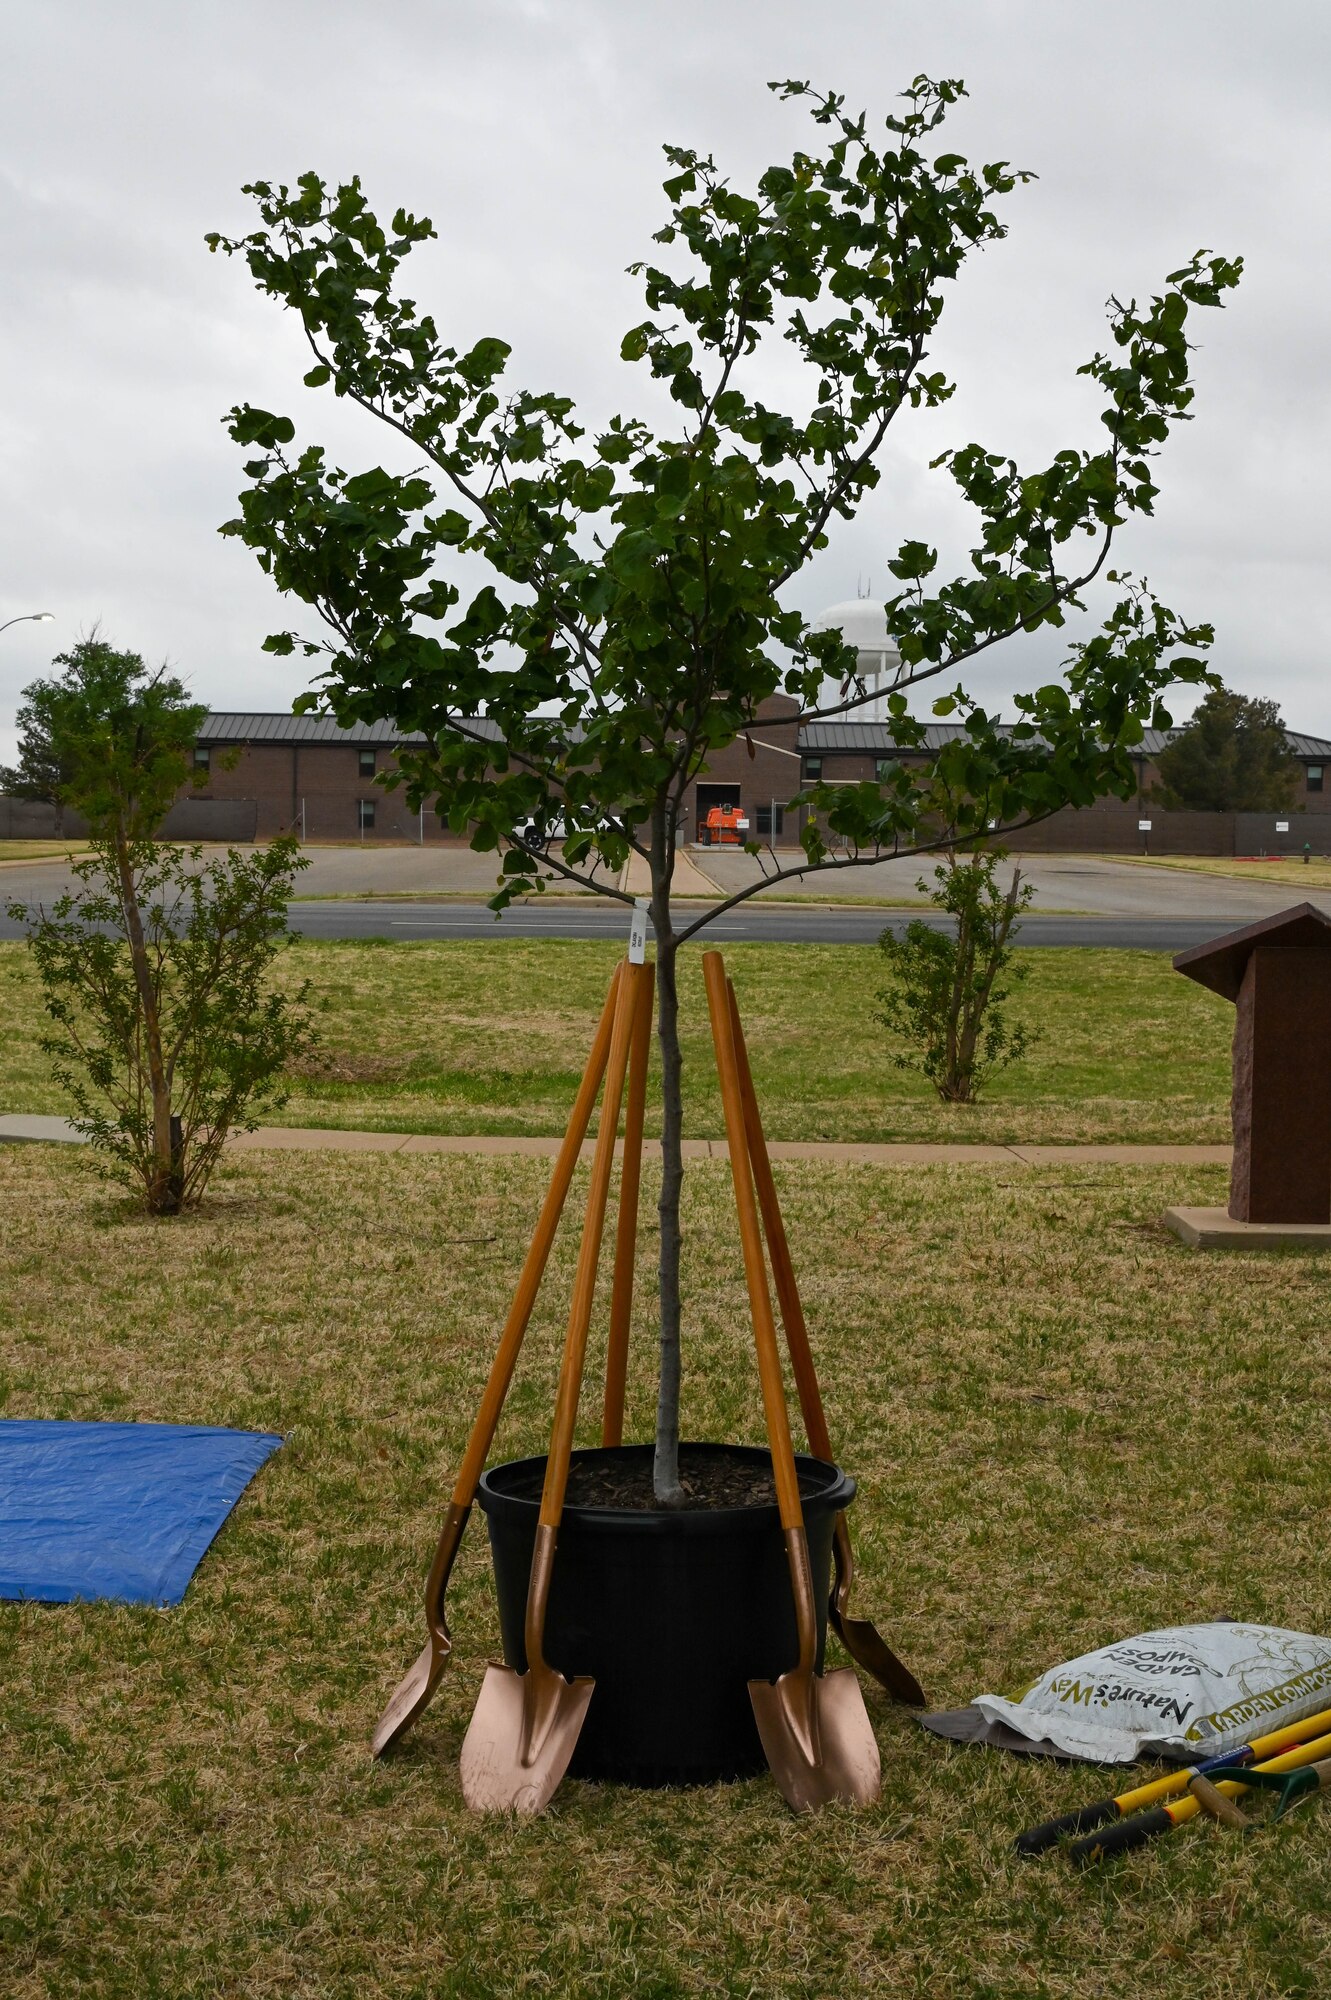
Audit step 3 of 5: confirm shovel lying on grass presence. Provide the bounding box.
[459,960,642,1812]
[725,976,924,1709]
[371,965,623,1758]
[705,950,881,1812]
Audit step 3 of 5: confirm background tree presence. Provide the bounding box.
[876,850,1034,1103]
[1153,683,1299,812]
[208,75,1239,1501]
[0,691,74,804]
[0,681,79,831]
[15,841,316,1211]
[9,638,314,1211]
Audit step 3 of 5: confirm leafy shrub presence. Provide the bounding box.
[13,838,315,1211]
[876,850,1035,1103]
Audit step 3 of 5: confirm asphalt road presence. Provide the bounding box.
[0,886,1255,948]
[269,898,1251,950]
[2,845,1321,949]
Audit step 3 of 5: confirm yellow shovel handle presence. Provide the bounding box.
[702,950,804,1533]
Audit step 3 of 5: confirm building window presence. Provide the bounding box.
[193,745,210,772]
[874,757,896,783]
[358,799,376,833]
[756,804,785,839]
[803,757,823,783]
[358,747,376,777]
[1309,765,1324,794]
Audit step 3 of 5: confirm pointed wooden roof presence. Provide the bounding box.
[1174,903,1331,1000]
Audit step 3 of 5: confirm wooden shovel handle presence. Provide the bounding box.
[702,950,804,1533]
[602,961,655,1447]
[536,960,640,1533]
[450,964,622,1507]
[726,980,833,1464]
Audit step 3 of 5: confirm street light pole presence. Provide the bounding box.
[0,613,54,637]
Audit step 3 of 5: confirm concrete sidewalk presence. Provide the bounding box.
[0,1112,1229,1168]
[618,849,720,899]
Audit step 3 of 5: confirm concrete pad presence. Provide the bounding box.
[1162,1204,1331,1250]
[0,1114,86,1145]
[619,850,719,899]
[1010,1144,1231,1166]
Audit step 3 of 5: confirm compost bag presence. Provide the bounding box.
[921,1623,1331,1765]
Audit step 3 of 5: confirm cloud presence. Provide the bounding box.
[1,0,1327,761]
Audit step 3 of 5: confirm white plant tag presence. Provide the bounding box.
[629,898,649,964]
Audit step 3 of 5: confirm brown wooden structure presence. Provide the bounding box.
[1175,904,1331,1224]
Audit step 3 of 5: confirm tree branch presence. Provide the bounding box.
[671,806,1063,944]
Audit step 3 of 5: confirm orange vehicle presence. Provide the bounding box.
[701,802,750,846]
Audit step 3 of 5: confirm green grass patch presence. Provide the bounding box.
[1,936,1234,1144]
[1,1144,1328,1997]
[1117,853,1331,889]
[0,841,90,863]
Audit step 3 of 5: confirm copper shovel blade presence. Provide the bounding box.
[459,1660,595,1814]
[371,1634,451,1758]
[831,1608,925,1708]
[749,1665,881,1813]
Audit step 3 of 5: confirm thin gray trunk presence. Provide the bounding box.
[111,823,178,1212]
[650,797,686,1506]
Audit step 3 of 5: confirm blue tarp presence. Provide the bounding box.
[0,1419,283,1607]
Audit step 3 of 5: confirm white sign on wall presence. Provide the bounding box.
[1276,821,1290,833]
[1138,819,1153,832]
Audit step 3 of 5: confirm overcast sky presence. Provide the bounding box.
[1,0,1326,762]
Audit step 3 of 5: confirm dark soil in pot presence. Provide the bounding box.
[476,1441,855,1787]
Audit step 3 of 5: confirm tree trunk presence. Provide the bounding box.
[110,825,178,1212]
[650,799,686,1506]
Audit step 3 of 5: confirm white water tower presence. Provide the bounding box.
[809,597,902,721]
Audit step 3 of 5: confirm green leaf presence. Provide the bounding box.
[228,407,296,449]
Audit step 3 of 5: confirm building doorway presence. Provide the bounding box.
[695,783,743,846]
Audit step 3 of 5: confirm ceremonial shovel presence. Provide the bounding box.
[371,965,623,1758]
[704,951,882,1811]
[459,961,642,1811]
[725,977,924,1709]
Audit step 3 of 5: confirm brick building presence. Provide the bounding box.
[186,704,1331,848]
[190,711,500,843]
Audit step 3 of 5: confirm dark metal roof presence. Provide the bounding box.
[799,721,1331,759]
[799,721,968,754]
[197,712,501,746]
[198,712,1331,761]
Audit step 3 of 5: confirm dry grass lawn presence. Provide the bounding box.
[2,1141,1329,1998]
[1117,854,1331,890]
[0,842,90,865]
[1,937,1235,1145]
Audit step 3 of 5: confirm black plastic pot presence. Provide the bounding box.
[476,1441,854,1787]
